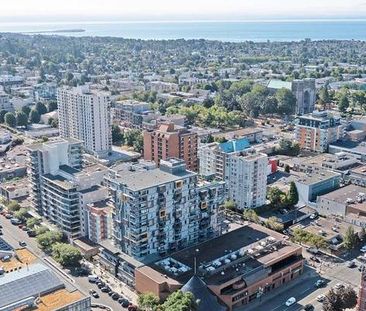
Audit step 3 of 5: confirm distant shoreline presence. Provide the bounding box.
[25,29,85,34]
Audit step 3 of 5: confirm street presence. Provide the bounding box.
[0,214,134,311]
[242,255,362,311]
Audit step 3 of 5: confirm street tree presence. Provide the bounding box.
[137,292,160,311]
[243,209,260,223]
[287,182,299,206]
[35,102,47,115]
[52,243,82,267]
[36,230,63,252]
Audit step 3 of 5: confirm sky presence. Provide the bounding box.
[0,0,366,22]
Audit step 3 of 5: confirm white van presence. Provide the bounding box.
[88,274,98,283]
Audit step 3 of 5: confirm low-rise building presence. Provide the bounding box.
[329,141,366,162]
[135,223,304,311]
[295,170,341,205]
[0,177,29,202]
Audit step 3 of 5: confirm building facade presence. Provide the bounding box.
[144,123,198,172]
[106,158,225,261]
[57,85,112,158]
[295,111,345,152]
[199,139,267,209]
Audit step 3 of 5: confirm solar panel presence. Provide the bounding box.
[0,263,65,309]
[0,237,13,252]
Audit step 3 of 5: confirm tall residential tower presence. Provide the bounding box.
[57,85,112,158]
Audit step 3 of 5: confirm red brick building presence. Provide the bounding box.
[143,123,198,171]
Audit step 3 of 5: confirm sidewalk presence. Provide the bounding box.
[239,267,318,311]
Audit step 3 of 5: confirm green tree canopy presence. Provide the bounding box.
[36,230,63,252]
[52,243,82,267]
[0,110,8,123]
[343,226,359,250]
[13,207,29,221]
[26,217,42,229]
[275,88,297,115]
[138,292,160,311]
[243,209,260,223]
[16,111,28,128]
[35,102,47,115]
[21,105,31,117]
[4,112,16,127]
[160,291,197,311]
[47,100,58,112]
[29,109,41,124]
[112,124,124,145]
[287,182,299,206]
[7,200,21,212]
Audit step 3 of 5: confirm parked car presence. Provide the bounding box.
[359,265,366,272]
[309,213,318,220]
[316,294,325,302]
[27,230,36,237]
[5,214,13,219]
[315,279,326,288]
[101,286,110,293]
[285,297,296,306]
[89,289,99,298]
[121,299,130,308]
[303,304,314,311]
[97,282,106,289]
[18,241,26,247]
[88,275,99,283]
[361,246,366,253]
[111,292,120,300]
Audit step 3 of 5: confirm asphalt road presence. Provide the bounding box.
[0,215,129,311]
[242,257,362,311]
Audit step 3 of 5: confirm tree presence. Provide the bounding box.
[37,230,63,252]
[267,187,285,206]
[52,243,82,267]
[338,94,350,113]
[4,112,16,127]
[160,290,197,311]
[16,111,28,128]
[275,88,296,115]
[29,109,41,124]
[323,286,357,311]
[35,102,48,115]
[112,124,124,145]
[133,133,144,153]
[138,292,160,311]
[21,105,31,117]
[265,217,284,232]
[7,200,21,212]
[26,217,41,229]
[287,182,299,206]
[318,86,330,107]
[35,226,50,236]
[224,199,236,211]
[47,100,58,112]
[343,226,358,250]
[0,110,7,123]
[13,208,29,221]
[359,227,366,242]
[243,209,260,223]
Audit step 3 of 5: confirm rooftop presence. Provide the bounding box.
[267,80,292,90]
[212,127,263,141]
[143,224,299,285]
[0,263,64,309]
[296,170,340,185]
[116,166,195,191]
[219,138,250,154]
[42,174,75,190]
[319,184,366,205]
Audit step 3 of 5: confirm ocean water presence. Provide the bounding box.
[0,20,366,42]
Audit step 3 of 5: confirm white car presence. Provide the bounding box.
[361,246,366,253]
[285,297,296,306]
[335,283,344,290]
[316,294,325,302]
